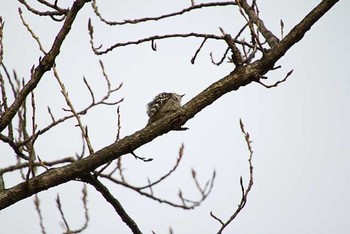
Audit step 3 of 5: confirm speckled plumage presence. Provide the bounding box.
[147,92,184,124]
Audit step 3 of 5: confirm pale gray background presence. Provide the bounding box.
[0,0,349,233]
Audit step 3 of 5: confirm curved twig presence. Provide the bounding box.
[92,1,237,26]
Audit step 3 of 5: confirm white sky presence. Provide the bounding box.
[0,0,349,233]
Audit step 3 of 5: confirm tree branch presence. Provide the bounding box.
[214,119,254,233]
[81,173,142,234]
[237,0,280,47]
[0,0,339,211]
[0,0,91,132]
[92,1,237,26]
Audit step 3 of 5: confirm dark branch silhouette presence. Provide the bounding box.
[0,0,340,233]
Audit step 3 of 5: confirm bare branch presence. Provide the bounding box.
[2,65,18,99]
[18,0,67,17]
[0,0,90,132]
[47,106,55,122]
[56,194,71,232]
[99,172,210,210]
[220,28,243,66]
[0,17,3,68]
[0,19,7,119]
[210,211,224,225]
[280,19,285,38]
[56,186,90,234]
[81,173,142,234]
[98,60,111,91]
[115,106,121,141]
[138,144,185,189]
[69,185,90,233]
[0,0,339,212]
[94,161,112,177]
[181,170,215,206]
[89,30,253,55]
[37,0,68,13]
[19,8,47,55]
[0,133,29,160]
[236,1,264,51]
[258,69,293,88]
[214,119,254,233]
[92,1,237,26]
[53,66,94,154]
[12,71,123,149]
[191,38,207,64]
[34,195,47,234]
[0,157,75,175]
[237,0,279,47]
[83,77,95,104]
[147,177,154,196]
[131,151,153,162]
[210,47,230,66]
[25,91,38,180]
[36,70,122,142]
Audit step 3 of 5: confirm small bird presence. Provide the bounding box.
[147,92,184,125]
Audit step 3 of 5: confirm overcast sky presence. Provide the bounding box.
[1,0,349,233]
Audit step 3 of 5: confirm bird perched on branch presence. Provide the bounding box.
[147,92,184,125]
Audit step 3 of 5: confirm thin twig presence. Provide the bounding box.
[210,47,230,66]
[99,171,213,210]
[117,158,126,182]
[210,211,224,225]
[0,17,3,68]
[83,77,95,104]
[138,144,185,190]
[53,66,94,154]
[131,151,153,162]
[69,185,90,233]
[0,157,75,174]
[0,134,29,160]
[88,28,253,55]
[94,161,112,177]
[26,91,37,180]
[257,69,293,88]
[47,106,55,122]
[18,0,67,17]
[92,1,237,26]
[191,168,204,196]
[19,8,47,55]
[214,119,254,233]
[56,194,71,232]
[191,37,207,64]
[37,0,67,13]
[115,106,121,141]
[0,18,7,118]
[34,195,47,234]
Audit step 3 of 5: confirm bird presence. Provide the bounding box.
[146,92,184,125]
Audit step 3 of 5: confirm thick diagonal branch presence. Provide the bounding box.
[0,0,339,210]
[0,0,91,132]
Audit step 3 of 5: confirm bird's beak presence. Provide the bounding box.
[181,94,185,97]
